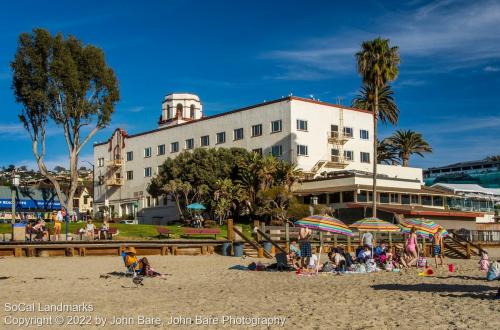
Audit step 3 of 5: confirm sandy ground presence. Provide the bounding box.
[0,252,499,330]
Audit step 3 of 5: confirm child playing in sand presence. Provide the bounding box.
[479,251,489,271]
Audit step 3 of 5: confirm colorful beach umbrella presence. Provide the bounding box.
[399,218,440,236]
[349,217,400,232]
[398,224,449,239]
[186,203,206,210]
[295,214,353,237]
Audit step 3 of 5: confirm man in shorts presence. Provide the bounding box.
[433,230,444,267]
[299,227,312,268]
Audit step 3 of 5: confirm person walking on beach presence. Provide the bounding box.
[432,230,444,267]
[362,231,373,249]
[299,227,312,268]
[405,227,418,267]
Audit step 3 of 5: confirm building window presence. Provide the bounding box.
[98,158,104,167]
[176,103,183,117]
[433,196,443,207]
[411,195,419,204]
[297,145,308,156]
[234,128,244,141]
[297,119,308,131]
[126,151,133,161]
[344,150,354,161]
[331,125,339,136]
[171,142,179,153]
[379,193,390,204]
[157,144,165,155]
[200,135,210,147]
[357,191,368,203]
[360,152,370,163]
[83,196,89,204]
[216,132,226,144]
[343,127,353,138]
[126,170,133,180]
[390,193,399,204]
[252,148,262,156]
[166,105,172,119]
[421,195,432,206]
[144,147,152,158]
[401,194,411,204]
[73,199,79,208]
[271,120,282,133]
[146,196,151,207]
[190,104,195,118]
[251,124,262,137]
[271,145,283,157]
[331,149,340,162]
[185,138,194,150]
[144,167,152,177]
[360,129,369,140]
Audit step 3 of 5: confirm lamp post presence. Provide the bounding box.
[11,174,20,224]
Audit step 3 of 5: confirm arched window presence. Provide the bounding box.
[176,103,183,118]
[190,104,195,119]
[166,105,172,119]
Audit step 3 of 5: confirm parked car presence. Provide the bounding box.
[119,219,138,225]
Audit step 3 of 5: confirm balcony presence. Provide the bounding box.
[324,155,349,168]
[107,158,123,167]
[327,131,352,144]
[106,177,123,186]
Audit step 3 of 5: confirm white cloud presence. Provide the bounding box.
[484,66,500,72]
[262,0,500,79]
[124,106,145,113]
[16,153,94,171]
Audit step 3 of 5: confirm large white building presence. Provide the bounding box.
[92,93,423,223]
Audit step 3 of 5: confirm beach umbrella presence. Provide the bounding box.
[398,224,449,239]
[295,215,353,273]
[399,218,440,236]
[350,217,400,232]
[186,203,206,210]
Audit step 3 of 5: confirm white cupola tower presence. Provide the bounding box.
[159,93,203,127]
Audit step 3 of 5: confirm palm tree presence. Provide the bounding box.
[387,129,432,166]
[377,138,399,165]
[275,161,303,191]
[355,37,400,218]
[352,84,399,125]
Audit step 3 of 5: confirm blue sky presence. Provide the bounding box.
[0,0,499,170]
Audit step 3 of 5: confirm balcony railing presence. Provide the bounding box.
[327,131,352,144]
[106,177,123,186]
[107,158,123,167]
[325,155,349,168]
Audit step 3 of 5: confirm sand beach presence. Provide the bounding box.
[0,252,499,330]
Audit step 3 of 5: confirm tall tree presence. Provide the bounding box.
[352,84,399,125]
[11,28,119,213]
[355,37,400,218]
[377,138,399,165]
[387,130,432,166]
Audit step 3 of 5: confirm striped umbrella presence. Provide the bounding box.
[399,218,440,236]
[399,224,449,239]
[349,217,400,232]
[295,215,353,237]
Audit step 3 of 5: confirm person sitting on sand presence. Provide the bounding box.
[329,248,346,271]
[357,246,372,262]
[479,251,489,271]
[299,227,312,268]
[306,254,323,272]
[122,247,164,277]
[405,227,418,267]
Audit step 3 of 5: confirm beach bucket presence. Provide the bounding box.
[263,242,273,254]
[448,264,455,272]
[221,242,231,256]
[233,242,244,257]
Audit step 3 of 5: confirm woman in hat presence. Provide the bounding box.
[123,247,151,276]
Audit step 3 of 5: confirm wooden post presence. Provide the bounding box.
[422,237,426,257]
[260,222,266,239]
[333,234,338,247]
[347,236,351,253]
[389,233,393,249]
[227,219,234,242]
[466,243,471,259]
[201,246,208,255]
[258,247,264,258]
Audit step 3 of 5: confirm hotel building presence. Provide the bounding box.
[93,93,496,228]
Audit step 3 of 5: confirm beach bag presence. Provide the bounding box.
[417,257,427,268]
[486,261,500,281]
[385,261,394,271]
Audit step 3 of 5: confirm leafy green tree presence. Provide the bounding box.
[386,129,432,166]
[255,186,295,225]
[11,28,119,213]
[355,37,400,218]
